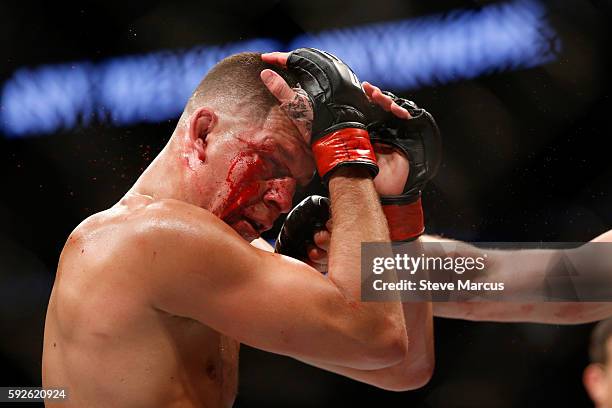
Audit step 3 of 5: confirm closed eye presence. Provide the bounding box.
[266,154,291,179]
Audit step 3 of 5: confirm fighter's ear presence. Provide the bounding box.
[584,364,608,405]
[188,107,217,161]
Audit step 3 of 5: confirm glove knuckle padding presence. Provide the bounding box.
[368,97,442,204]
[367,94,441,241]
[287,48,371,140]
[274,195,331,260]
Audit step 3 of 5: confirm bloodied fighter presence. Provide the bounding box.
[42,50,434,407]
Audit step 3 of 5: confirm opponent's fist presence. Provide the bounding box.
[263,49,378,181]
[274,195,330,262]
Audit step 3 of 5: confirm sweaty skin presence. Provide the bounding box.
[42,107,311,407]
[42,69,418,406]
[43,195,241,407]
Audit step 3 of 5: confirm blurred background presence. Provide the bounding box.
[0,0,610,406]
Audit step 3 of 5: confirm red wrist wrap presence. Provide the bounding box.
[382,198,424,241]
[311,128,377,178]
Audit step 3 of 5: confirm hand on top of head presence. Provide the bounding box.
[262,48,379,181]
[263,49,371,142]
[266,49,442,247]
[260,66,314,145]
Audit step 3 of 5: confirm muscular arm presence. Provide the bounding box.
[257,220,433,390]
[290,171,432,391]
[138,170,407,370]
[296,238,433,391]
[284,145,436,390]
[428,231,612,324]
[294,299,433,391]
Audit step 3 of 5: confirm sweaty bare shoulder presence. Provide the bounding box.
[85,197,253,308]
[51,196,184,328]
[45,197,242,407]
[62,197,227,270]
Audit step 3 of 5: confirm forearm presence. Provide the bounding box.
[297,300,434,390]
[305,178,434,386]
[380,239,434,389]
[326,167,408,358]
[327,167,390,298]
[297,345,433,391]
[292,295,432,390]
[436,301,612,324]
[428,236,557,322]
[397,234,435,381]
[426,235,612,323]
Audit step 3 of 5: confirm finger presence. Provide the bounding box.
[390,102,412,119]
[261,52,289,67]
[362,81,376,101]
[325,219,333,231]
[371,87,412,119]
[261,69,295,103]
[313,230,330,251]
[372,88,394,112]
[307,245,328,264]
[364,82,385,101]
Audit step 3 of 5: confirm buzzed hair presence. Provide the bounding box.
[589,318,612,364]
[181,52,299,124]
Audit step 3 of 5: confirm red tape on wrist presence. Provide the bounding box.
[382,198,424,241]
[312,128,377,178]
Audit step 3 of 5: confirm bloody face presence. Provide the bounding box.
[209,112,314,242]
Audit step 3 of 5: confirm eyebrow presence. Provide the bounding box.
[267,151,290,174]
[270,146,311,185]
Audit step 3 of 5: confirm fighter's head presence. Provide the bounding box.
[172,52,315,241]
[584,319,612,408]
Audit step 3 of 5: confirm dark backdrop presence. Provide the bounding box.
[0,0,610,407]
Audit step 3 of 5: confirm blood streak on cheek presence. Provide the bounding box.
[220,152,268,220]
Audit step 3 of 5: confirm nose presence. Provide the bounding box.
[263,177,296,214]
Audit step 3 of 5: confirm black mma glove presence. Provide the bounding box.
[286,48,378,180]
[368,92,441,241]
[274,195,330,261]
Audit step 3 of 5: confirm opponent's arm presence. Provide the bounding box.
[427,233,612,324]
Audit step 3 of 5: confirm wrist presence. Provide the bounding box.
[328,166,373,183]
[382,197,425,241]
[312,127,379,181]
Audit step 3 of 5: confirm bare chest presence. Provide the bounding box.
[217,335,240,403]
[168,317,241,406]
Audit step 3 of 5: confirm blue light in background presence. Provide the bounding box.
[289,0,559,90]
[0,39,282,137]
[0,0,559,138]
